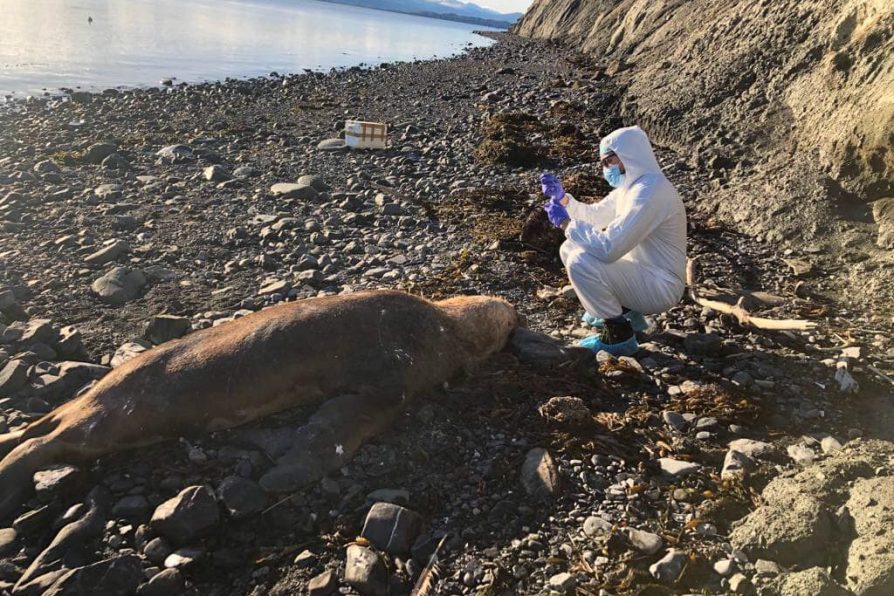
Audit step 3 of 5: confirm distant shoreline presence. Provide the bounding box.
[317,0,517,29]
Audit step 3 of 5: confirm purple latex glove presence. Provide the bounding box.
[540,172,565,202]
[544,200,570,229]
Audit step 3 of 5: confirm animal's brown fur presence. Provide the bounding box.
[0,290,517,519]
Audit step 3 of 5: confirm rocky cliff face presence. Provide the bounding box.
[515,0,894,309]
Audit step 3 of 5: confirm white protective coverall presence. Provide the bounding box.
[560,126,687,320]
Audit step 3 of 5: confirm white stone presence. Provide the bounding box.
[713,558,735,576]
[787,444,816,465]
[729,572,751,593]
[659,458,700,478]
[820,436,843,454]
[650,549,687,582]
[583,516,612,538]
[721,449,755,479]
[548,572,576,593]
[628,528,663,555]
[727,438,774,459]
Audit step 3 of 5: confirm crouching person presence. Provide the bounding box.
[541,126,687,356]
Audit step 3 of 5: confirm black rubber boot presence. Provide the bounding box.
[602,316,635,344]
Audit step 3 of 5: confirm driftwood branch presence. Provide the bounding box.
[410,535,447,596]
[868,365,894,388]
[686,258,818,331]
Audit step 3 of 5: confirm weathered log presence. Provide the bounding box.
[686,258,817,331]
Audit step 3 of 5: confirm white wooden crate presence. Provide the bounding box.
[344,120,387,149]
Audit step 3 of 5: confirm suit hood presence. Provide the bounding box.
[599,126,663,187]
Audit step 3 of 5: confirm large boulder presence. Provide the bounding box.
[344,545,387,596]
[156,145,194,164]
[520,447,560,500]
[297,174,329,191]
[508,328,587,368]
[0,359,30,394]
[19,319,59,346]
[770,567,852,596]
[33,465,85,503]
[91,267,146,306]
[110,341,150,368]
[360,502,423,555]
[270,182,318,200]
[143,315,191,345]
[216,477,267,519]
[150,486,220,545]
[203,165,231,182]
[137,568,184,596]
[82,143,117,165]
[730,491,834,567]
[729,440,894,578]
[845,476,894,595]
[85,240,130,265]
[683,332,722,356]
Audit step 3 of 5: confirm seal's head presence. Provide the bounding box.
[436,295,518,360]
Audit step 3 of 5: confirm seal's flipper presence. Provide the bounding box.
[259,391,404,493]
[258,422,338,492]
[0,433,70,520]
[0,430,24,460]
[0,409,65,461]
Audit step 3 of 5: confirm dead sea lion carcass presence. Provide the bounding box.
[0,290,518,519]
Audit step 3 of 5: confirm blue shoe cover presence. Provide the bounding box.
[625,311,649,333]
[581,311,649,333]
[581,312,601,327]
[578,334,640,356]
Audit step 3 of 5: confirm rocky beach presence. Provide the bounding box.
[1,30,893,596]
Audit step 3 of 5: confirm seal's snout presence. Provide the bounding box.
[492,299,519,334]
[436,295,518,358]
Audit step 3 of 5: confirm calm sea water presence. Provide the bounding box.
[0,0,496,97]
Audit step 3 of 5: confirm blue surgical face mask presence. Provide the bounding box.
[603,165,625,188]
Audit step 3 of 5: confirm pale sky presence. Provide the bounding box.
[479,0,534,14]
